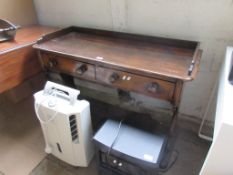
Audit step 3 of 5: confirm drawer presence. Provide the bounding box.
[96,67,175,101]
[41,53,95,81]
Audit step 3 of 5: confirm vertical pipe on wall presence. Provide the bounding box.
[198,80,217,142]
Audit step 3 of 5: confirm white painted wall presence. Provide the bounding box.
[200,47,233,174]
[1,0,37,26]
[33,0,233,120]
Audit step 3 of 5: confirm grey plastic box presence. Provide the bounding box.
[93,119,167,169]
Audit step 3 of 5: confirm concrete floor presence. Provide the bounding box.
[0,95,46,175]
[29,99,210,175]
[0,95,210,175]
[29,120,210,175]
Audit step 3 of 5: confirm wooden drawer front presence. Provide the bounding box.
[96,67,175,100]
[41,54,95,81]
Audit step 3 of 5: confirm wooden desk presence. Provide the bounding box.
[0,26,56,93]
[33,26,202,132]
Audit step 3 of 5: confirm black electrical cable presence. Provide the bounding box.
[107,119,124,157]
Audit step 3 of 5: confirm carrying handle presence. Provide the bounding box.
[43,81,80,106]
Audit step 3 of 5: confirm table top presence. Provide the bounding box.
[34,27,202,81]
[0,25,56,54]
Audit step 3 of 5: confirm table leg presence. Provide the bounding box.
[170,107,179,135]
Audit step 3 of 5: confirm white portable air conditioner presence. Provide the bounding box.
[34,81,94,167]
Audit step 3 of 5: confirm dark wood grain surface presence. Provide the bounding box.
[0,46,40,93]
[0,25,56,53]
[34,27,201,81]
[34,27,202,131]
[0,25,57,93]
[96,66,175,101]
[41,53,96,81]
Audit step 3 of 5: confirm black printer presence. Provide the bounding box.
[93,119,167,175]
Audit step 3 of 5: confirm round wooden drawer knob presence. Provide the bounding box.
[147,82,159,93]
[76,64,87,75]
[48,59,58,68]
[109,72,119,83]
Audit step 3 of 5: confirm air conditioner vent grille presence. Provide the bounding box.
[69,115,79,142]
